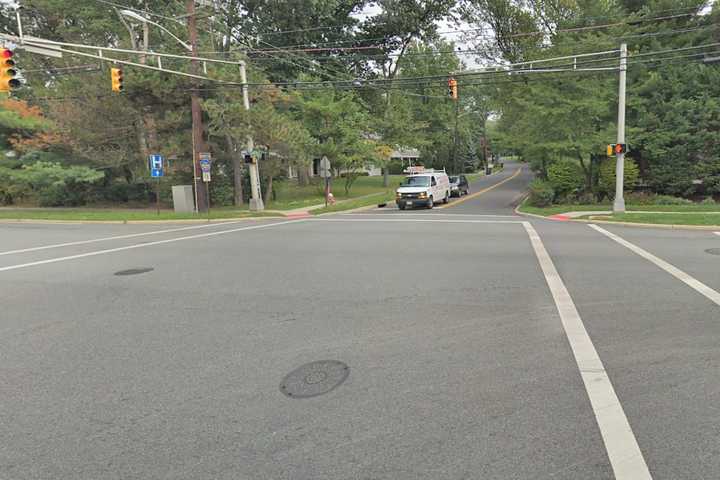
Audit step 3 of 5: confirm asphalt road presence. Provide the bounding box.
[2,162,720,479]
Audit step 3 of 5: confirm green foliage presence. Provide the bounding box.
[547,160,584,199]
[0,162,104,206]
[598,158,640,199]
[528,179,555,207]
[651,195,693,206]
[624,192,693,205]
[701,196,717,205]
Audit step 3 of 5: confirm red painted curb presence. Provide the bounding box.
[286,212,311,219]
[548,214,571,221]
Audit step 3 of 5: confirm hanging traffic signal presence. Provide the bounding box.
[0,48,20,93]
[448,77,458,100]
[606,144,614,156]
[110,67,123,92]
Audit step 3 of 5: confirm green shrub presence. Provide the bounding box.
[14,162,104,206]
[598,158,639,199]
[547,160,584,198]
[528,179,555,207]
[701,196,717,205]
[652,194,693,205]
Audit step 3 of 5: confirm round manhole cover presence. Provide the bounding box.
[706,248,720,256]
[280,360,349,399]
[114,267,154,276]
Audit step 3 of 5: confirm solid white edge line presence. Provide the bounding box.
[310,218,522,224]
[0,220,250,257]
[590,224,720,307]
[523,221,652,480]
[0,220,304,273]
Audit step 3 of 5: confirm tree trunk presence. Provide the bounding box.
[577,152,591,192]
[264,174,273,206]
[383,167,389,187]
[297,164,309,186]
[226,134,244,206]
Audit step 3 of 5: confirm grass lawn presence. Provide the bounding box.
[0,208,279,222]
[268,175,405,210]
[311,191,395,215]
[518,202,720,216]
[586,212,720,226]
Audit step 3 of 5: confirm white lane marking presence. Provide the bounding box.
[590,224,720,307]
[715,232,720,237]
[0,220,304,273]
[0,220,250,257]
[310,218,523,224]
[523,222,652,480]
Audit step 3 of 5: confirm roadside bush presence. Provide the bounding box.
[209,171,234,206]
[14,162,104,206]
[701,196,717,205]
[651,194,693,205]
[528,179,555,207]
[103,182,150,203]
[547,160,583,199]
[598,158,639,199]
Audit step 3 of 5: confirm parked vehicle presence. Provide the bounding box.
[395,167,450,210]
[449,175,469,197]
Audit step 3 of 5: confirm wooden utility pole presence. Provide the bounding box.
[187,0,208,212]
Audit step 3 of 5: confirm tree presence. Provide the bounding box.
[292,89,373,194]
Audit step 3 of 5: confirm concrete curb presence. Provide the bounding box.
[514,203,720,231]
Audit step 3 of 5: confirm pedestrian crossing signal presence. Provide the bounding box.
[607,144,627,156]
[110,67,123,92]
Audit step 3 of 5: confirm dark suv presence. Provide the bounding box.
[449,175,469,197]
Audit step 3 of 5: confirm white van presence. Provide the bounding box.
[395,167,451,210]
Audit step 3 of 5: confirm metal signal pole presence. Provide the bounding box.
[187,0,208,213]
[613,43,627,214]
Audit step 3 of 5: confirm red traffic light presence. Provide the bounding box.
[1,49,13,59]
[614,143,626,154]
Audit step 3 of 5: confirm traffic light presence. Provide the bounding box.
[0,48,20,93]
[448,77,458,100]
[110,67,123,92]
[242,150,256,164]
[606,143,627,155]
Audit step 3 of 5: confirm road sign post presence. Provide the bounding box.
[199,153,212,221]
[149,155,164,215]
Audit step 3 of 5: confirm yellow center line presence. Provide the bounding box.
[438,168,522,209]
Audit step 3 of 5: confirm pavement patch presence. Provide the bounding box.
[280,360,350,398]
[705,248,720,256]
[114,267,154,276]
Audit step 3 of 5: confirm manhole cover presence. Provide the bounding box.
[280,360,349,399]
[706,248,720,256]
[114,267,154,276]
